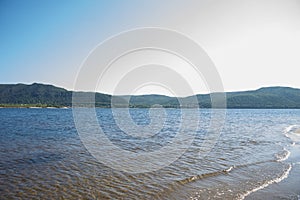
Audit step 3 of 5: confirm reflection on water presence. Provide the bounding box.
[0,108,300,199]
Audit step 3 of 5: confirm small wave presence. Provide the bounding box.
[178,166,235,184]
[283,125,300,146]
[284,125,300,135]
[284,125,296,139]
[276,148,291,162]
[224,166,234,173]
[238,164,292,200]
[284,125,297,134]
[291,142,296,146]
[179,160,277,185]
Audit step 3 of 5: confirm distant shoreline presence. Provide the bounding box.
[1,83,300,109]
[1,105,300,109]
[0,104,70,109]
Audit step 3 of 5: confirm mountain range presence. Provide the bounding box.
[1,83,300,108]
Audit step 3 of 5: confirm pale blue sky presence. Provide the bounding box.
[1,0,300,94]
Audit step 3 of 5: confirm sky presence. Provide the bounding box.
[1,0,300,95]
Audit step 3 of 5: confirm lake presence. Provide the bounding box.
[0,108,300,199]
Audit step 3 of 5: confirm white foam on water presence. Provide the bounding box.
[238,164,292,200]
[276,148,291,162]
[225,166,234,173]
[239,125,299,199]
[283,125,298,139]
[284,125,300,147]
[285,125,297,134]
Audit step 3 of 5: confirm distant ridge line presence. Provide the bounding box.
[1,83,300,108]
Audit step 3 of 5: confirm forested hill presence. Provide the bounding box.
[0,83,111,107]
[1,83,300,108]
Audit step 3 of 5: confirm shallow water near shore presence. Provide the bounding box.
[0,108,300,199]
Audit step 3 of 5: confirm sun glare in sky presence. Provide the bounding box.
[1,0,300,95]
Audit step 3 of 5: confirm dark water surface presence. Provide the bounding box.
[0,108,299,199]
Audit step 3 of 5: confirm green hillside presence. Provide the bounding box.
[0,83,300,108]
[225,87,300,108]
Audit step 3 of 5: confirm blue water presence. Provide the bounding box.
[0,108,300,199]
